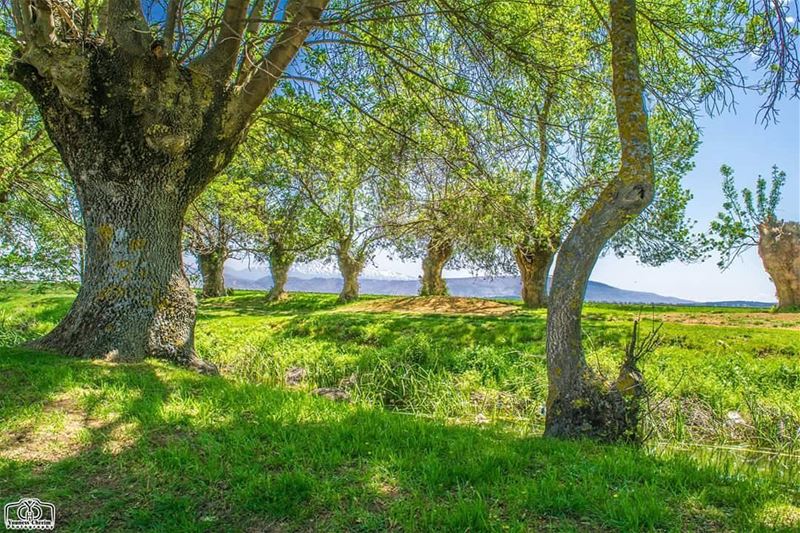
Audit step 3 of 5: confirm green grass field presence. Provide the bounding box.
[1,283,799,531]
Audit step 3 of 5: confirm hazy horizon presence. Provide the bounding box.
[229,81,799,304]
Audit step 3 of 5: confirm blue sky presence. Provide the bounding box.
[370,88,799,303]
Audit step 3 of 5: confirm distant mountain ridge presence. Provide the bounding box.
[223,267,773,306]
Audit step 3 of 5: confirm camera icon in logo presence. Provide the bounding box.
[4,498,56,530]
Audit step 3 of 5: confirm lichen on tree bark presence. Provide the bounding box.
[8,0,328,370]
[543,0,654,441]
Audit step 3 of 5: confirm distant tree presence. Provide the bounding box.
[481,83,702,309]
[708,165,798,310]
[235,112,327,302]
[382,108,493,297]
[260,100,399,303]
[184,177,262,298]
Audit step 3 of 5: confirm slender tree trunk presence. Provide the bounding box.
[197,247,227,298]
[544,0,653,441]
[267,245,295,302]
[420,239,453,296]
[29,179,215,372]
[758,220,800,310]
[337,251,364,303]
[514,243,555,308]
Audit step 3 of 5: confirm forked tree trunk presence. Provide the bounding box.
[514,243,555,308]
[198,248,227,298]
[758,220,800,310]
[8,0,326,372]
[267,246,295,302]
[420,239,453,296]
[337,252,364,303]
[544,0,653,441]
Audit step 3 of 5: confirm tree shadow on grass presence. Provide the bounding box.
[0,350,794,532]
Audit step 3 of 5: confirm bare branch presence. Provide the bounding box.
[163,0,180,53]
[107,0,150,55]
[227,0,329,129]
[191,0,249,78]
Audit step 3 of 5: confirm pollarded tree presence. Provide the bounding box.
[3,0,329,370]
[708,165,798,310]
[382,109,492,297]
[231,110,327,302]
[184,176,263,298]
[256,98,398,303]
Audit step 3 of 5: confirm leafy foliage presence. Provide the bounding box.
[708,164,788,268]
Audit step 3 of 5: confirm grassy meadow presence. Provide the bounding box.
[1,283,799,531]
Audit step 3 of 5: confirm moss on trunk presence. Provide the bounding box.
[420,239,453,296]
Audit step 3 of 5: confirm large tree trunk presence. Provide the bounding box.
[197,248,227,298]
[8,0,326,372]
[267,246,296,302]
[514,243,555,308]
[10,53,238,373]
[30,179,215,372]
[337,252,364,303]
[420,239,453,296]
[543,0,653,441]
[758,220,800,310]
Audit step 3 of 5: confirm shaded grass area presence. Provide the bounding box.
[1,283,799,530]
[1,350,799,531]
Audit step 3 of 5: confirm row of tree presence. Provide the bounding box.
[1,0,797,441]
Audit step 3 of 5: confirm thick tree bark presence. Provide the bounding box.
[420,239,453,296]
[758,220,800,310]
[10,52,238,372]
[8,0,327,372]
[514,243,555,308]
[337,251,364,303]
[543,0,653,441]
[197,247,227,298]
[267,245,295,302]
[30,179,215,372]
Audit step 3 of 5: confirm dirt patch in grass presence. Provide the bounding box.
[0,393,133,463]
[661,312,800,330]
[341,296,519,316]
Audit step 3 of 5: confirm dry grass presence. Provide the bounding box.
[341,296,519,316]
[660,311,800,330]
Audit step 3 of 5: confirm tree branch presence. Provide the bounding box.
[162,0,180,53]
[107,0,150,55]
[226,0,329,131]
[191,0,249,78]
